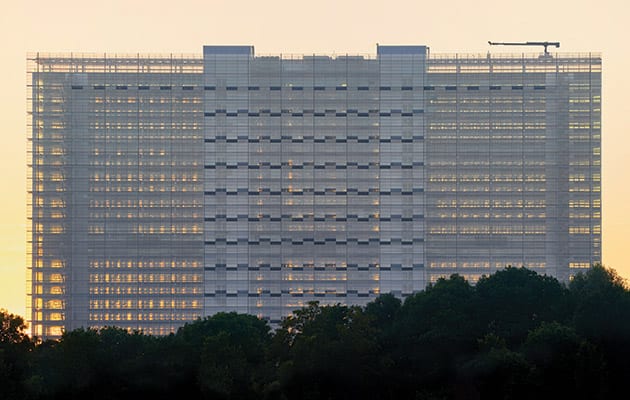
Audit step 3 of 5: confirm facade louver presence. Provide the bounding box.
[28,45,601,338]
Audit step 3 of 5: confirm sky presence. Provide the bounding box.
[1,0,628,317]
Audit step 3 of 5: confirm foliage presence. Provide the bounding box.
[275,302,380,399]
[2,265,630,399]
[0,310,34,400]
[0,310,30,345]
[475,267,568,344]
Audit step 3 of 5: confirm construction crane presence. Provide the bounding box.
[488,41,560,56]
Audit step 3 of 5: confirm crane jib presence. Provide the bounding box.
[487,41,560,55]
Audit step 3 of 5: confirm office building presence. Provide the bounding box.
[28,45,601,338]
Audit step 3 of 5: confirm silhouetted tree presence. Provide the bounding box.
[459,334,532,400]
[393,275,479,398]
[0,310,33,400]
[522,322,606,399]
[175,312,271,399]
[4,265,630,400]
[28,327,159,400]
[569,265,630,397]
[475,267,568,345]
[274,302,380,399]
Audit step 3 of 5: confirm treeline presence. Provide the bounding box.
[2,265,630,399]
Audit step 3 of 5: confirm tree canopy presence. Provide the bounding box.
[1,265,629,399]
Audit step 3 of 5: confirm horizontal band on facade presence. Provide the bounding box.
[202,191,423,196]
[203,137,425,143]
[203,163,424,169]
[203,216,423,222]
[203,262,423,268]
[203,239,424,245]
[69,84,546,91]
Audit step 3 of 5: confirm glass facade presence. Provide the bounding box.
[424,53,601,283]
[28,54,205,337]
[28,45,601,338]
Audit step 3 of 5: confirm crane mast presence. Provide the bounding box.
[488,41,560,55]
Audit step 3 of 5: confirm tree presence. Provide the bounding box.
[475,267,568,345]
[0,310,33,400]
[522,322,606,399]
[460,334,533,400]
[569,265,630,397]
[397,275,478,340]
[3,265,629,399]
[274,302,381,399]
[28,326,165,400]
[174,312,272,399]
[0,309,30,346]
[392,275,479,398]
[363,293,401,339]
[569,265,630,339]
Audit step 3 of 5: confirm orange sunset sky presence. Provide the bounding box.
[1,0,628,317]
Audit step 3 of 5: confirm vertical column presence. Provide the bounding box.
[377,46,427,297]
[544,70,570,278]
[203,46,253,315]
[344,56,381,308]
[246,56,283,321]
[67,70,91,331]
[589,57,603,267]
[564,55,602,277]
[30,61,75,338]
